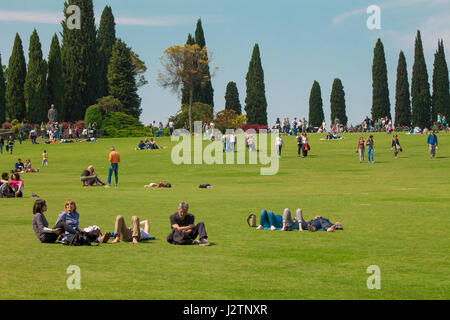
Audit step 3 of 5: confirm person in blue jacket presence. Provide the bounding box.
[427,130,438,159]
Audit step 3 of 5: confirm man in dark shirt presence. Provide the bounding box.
[167,202,210,246]
[15,158,25,172]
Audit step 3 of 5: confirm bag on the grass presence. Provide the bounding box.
[247,214,256,227]
[62,231,96,246]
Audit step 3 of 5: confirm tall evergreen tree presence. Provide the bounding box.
[245,44,268,125]
[181,19,214,108]
[308,81,324,127]
[25,29,48,123]
[224,81,241,114]
[395,51,411,127]
[372,38,391,120]
[61,0,98,121]
[181,33,196,105]
[0,53,6,124]
[432,39,450,120]
[47,34,64,121]
[330,78,347,126]
[6,33,27,121]
[97,5,116,98]
[411,30,432,128]
[108,39,141,119]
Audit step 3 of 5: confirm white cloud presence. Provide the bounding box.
[332,0,449,25]
[0,9,206,27]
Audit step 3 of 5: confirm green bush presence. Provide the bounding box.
[85,105,103,129]
[11,119,20,126]
[102,112,149,138]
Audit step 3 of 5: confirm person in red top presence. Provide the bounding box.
[106,147,120,187]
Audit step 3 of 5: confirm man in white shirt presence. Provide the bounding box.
[275,134,283,157]
[169,121,174,136]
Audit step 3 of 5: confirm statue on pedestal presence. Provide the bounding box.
[48,104,58,123]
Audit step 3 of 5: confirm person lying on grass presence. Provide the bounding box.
[111,216,152,244]
[166,202,211,246]
[80,165,106,186]
[256,208,342,232]
[32,199,80,243]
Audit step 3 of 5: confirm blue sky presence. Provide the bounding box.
[0,0,449,126]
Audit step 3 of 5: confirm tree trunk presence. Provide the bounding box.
[189,87,193,133]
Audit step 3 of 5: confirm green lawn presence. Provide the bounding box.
[0,132,449,299]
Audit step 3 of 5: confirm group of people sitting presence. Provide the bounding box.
[32,200,211,246]
[137,138,160,150]
[13,158,39,173]
[1,171,24,198]
[255,208,343,232]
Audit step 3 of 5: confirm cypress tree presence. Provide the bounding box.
[108,39,141,119]
[25,29,48,123]
[0,54,6,124]
[181,33,196,105]
[61,0,98,121]
[395,51,411,127]
[330,78,348,126]
[245,44,268,125]
[308,81,324,127]
[224,81,241,114]
[432,40,450,120]
[47,34,64,121]
[6,33,27,121]
[182,20,214,108]
[372,38,391,120]
[97,5,116,98]
[411,30,432,128]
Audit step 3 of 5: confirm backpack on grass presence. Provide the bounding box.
[247,214,256,227]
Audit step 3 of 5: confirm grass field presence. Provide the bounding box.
[0,132,449,300]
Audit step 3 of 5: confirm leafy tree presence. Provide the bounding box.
[84,104,103,128]
[0,53,6,124]
[411,30,432,128]
[25,29,48,123]
[96,95,123,114]
[432,39,450,120]
[130,50,148,88]
[371,38,391,120]
[6,33,27,121]
[181,20,214,108]
[395,51,411,127]
[308,81,324,127]
[330,78,348,126]
[245,44,268,125]
[108,39,142,119]
[47,34,64,121]
[158,44,216,131]
[169,102,214,129]
[97,5,116,98]
[102,111,149,137]
[224,81,242,114]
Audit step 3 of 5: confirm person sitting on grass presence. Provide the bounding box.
[0,172,14,198]
[80,165,106,186]
[24,159,38,173]
[32,199,80,243]
[111,216,151,244]
[9,172,24,198]
[166,202,211,246]
[137,140,146,150]
[148,138,160,149]
[14,158,25,172]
